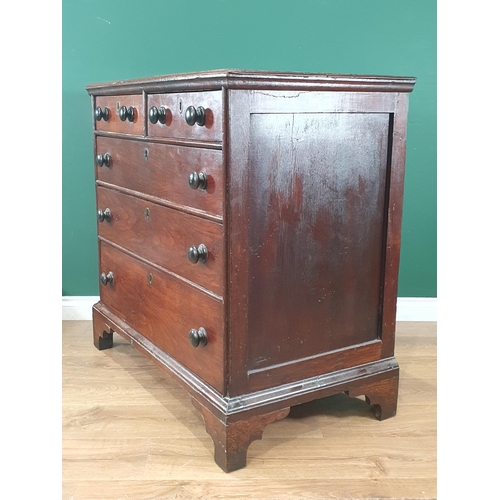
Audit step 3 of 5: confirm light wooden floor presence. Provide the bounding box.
[62,321,436,500]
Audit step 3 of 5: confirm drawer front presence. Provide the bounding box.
[95,95,143,135]
[95,136,223,218]
[97,186,224,295]
[147,91,222,142]
[99,241,225,393]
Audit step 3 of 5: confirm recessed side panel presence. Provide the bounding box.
[247,112,390,371]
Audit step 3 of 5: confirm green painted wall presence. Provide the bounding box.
[62,0,436,297]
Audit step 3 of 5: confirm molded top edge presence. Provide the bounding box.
[86,69,416,94]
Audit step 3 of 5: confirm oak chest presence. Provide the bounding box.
[86,70,415,472]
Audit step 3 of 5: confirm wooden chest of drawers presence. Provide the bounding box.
[87,70,415,472]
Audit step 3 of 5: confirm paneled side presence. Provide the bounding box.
[247,112,390,370]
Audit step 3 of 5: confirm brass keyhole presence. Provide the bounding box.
[148,273,153,285]
[145,207,150,221]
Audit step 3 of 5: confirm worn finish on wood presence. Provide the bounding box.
[97,241,225,393]
[93,327,113,350]
[225,87,412,394]
[347,374,399,421]
[87,70,415,472]
[86,69,416,95]
[94,94,143,136]
[91,306,114,350]
[62,320,436,499]
[246,111,389,370]
[247,340,382,392]
[92,303,400,426]
[95,136,224,219]
[192,399,290,472]
[147,90,223,142]
[380,95,410,359]
[96,186,224,295]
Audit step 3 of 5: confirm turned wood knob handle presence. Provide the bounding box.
[97,208,111,223]
[100,271,114,286]
[119,106,135,122]
[188,171,207,190]
[187,244,208,264]
[149,106,168,124]
[185,106,205,126]
[95,106,109,121]
[96,153,111,168]
[188,327,207,347]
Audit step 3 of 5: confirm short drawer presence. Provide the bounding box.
[94,95,143,135]
[95,136,223,218]
[147,91,222,142]
[96,186,224,296]
[99,240,225,393]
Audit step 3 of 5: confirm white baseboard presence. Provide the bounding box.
[62,296,436,322]
[62,296,98,320]
[395,297,437,321]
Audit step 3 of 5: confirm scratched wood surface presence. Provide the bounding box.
[62,321,436,500]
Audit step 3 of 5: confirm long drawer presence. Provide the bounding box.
[95,136,223,219]
[99,241,225,393]
[96,186,224,296]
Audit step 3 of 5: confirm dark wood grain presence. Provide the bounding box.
[91,303,401,470]
[93,302,400,421]
[96,186,224,296]
[86,69,416,95]
[88,70,415,472]
[226,89,404,395]
[247,340,382,392]
[380,94,410,359]
[95,95,143,135]
[246,111,389,370]
[95,136,224,218]
[98,240,225,393]
[147,91,223,142]
[225,90,251,392]
[191,398,290,473]
[92,307,114,350]
[347,374,399,420]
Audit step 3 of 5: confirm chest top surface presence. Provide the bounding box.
[86,69,416,94]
